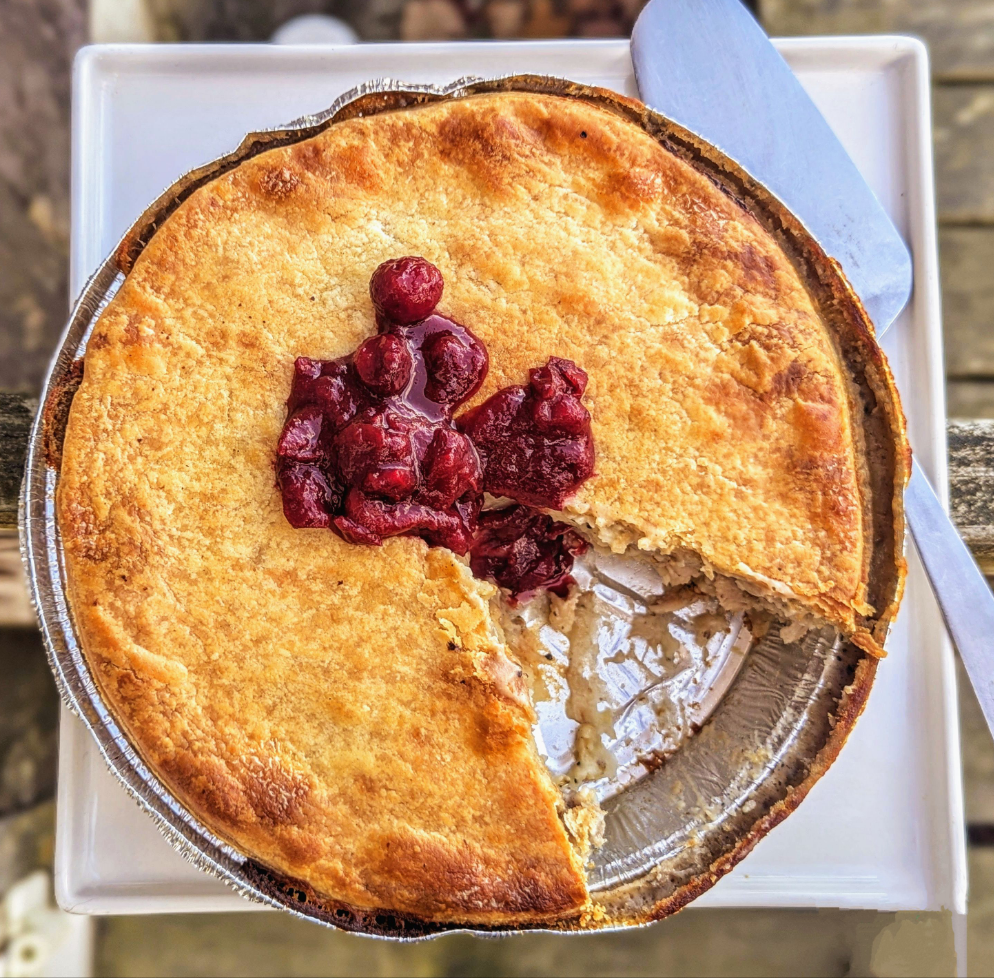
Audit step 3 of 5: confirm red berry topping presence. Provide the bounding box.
[354,333,413,396]
[529,357,590,434]
[419,427,482,510]
[369,256,443,325]
[530,357,588,400]
[334,414,418,501]
[276,258,595,602]
[311,370,360,430]
[458,357,594,510]
[336,488,474,552]
[421,328,488,405]
[469,505,588,602]
[287,356,323,412]
[277,404,325,463]
[277,464,339,528]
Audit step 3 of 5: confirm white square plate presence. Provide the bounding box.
[58,38,965,915]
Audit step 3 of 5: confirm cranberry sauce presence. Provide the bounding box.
[469,506,589,600]
[458,356,594,510]
[276,257,596,601]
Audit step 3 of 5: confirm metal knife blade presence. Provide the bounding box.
[907,466,994,728]
[631,0,994,736]
[631,0,912,335]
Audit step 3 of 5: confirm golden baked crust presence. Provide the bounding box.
[57,90,906,924]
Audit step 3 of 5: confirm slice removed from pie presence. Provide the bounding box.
[56,87,907,928]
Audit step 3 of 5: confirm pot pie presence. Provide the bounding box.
[56,87,908,929]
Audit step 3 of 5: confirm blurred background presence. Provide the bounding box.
[2,1,994,975]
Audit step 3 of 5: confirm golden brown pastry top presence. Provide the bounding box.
[58,91,893,923]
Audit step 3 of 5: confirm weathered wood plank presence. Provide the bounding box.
[935,86,994,224]
[760,0,994,81]
[0,535,33,627]
[0,394,34,529]
[958,656,994,821]
[940,227,994,377]
[0,628,57,817]
[3,394,994,567]
[949,419,994,571]
[125,0,649,44]
[0,0,85,393]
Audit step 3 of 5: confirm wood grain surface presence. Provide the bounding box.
[934,86,994,223]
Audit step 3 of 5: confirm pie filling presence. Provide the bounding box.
[276,258,809,855]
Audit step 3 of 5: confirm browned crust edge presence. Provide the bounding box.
[42,357,84,472]
[48,78,907,936]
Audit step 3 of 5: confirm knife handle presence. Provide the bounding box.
[907,463,994,729]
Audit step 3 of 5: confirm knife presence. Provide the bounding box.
[631,0,994,735]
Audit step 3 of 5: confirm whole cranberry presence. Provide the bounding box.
[421,329,489,406]
[362,462,419,500]
[529,357,588,399]
[354,333,413,397]
[277,404,325,462]
[528,358,591,436]
[531,391,590,435]
[334,415,418,500]
[287,356,324,411]
[369,257,443,325]
[311,371,360,430]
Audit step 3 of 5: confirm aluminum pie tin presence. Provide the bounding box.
[20,75,890,938]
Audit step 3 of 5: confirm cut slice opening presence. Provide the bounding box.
[477,520,846,873]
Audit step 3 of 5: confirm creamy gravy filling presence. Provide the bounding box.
[498,549,754,804]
